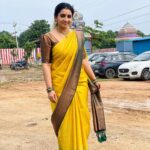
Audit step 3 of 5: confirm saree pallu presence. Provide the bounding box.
[50,31,90,150]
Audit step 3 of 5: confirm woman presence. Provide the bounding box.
[41,2,100,150]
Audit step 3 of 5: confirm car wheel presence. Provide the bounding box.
[15,67,18,71]
[25,64,29,69]
[105,68,116,79]
[10,65,13,69]
[141,69,150,80]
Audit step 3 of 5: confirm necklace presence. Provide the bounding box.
[56,27,70,37]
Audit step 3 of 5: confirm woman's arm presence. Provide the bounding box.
[41,34,57,103]
[42,63,52,88]
[42,63,57,102]
[82,59,96,81]
[82,58,101,88]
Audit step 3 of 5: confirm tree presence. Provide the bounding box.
[23,42,35,62]
[84,20,117,50]
[19,29,31,48]
[137,30,145,37]
[19,20,50,47]
[94,20,103,28]
[0,31,16,48]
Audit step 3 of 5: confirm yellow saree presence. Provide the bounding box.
[50,30,90,150]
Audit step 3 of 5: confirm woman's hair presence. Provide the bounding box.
[54,2,74,18]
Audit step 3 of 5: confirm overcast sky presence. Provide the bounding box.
[1,0,150,35]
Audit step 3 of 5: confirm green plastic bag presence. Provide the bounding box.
[96,130,107,143]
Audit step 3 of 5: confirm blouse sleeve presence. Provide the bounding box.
[40,34,52,63]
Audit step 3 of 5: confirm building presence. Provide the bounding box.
[72,11,92,54]
[116,22,150,55]
[129,37,150,55]
[84,32,92,54]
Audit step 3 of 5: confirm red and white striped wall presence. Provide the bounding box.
[0,48,41,65]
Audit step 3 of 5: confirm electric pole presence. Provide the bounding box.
[12,22,19,48]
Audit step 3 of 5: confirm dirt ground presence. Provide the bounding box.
[0,66,150,150]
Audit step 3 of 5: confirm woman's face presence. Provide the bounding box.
[55,8,73,29]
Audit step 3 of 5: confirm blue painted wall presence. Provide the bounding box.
[116,41,133,52]
[84,40,92,55]
[133,39,150,55]
[116,37,150,55]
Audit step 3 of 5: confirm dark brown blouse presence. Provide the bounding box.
[40,32,58,63]
[40,31,86,63]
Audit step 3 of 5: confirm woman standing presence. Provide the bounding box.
[41,2,100,150]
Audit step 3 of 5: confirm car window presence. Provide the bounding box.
[88,53,98,61]
[124,54,135,61]
[91,55,101,61]
[117,55,124,60]
[112,55,119,61]
[117,54,126,61]
[95,56,105,62]
[108,55,123,61]
[114,54,135,61]
[133,53,150,61]
[104,56,112,61]
[103,54,136,61]
[89,53,103,61]
[88,54,95,60]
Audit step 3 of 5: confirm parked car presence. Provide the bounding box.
[10,60,29,70]
[92,52,136,79]
[88,53,103,65]
[118,51,150,80]
[88,52,119,65]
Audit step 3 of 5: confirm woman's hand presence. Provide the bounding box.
[48,91,58,103]
[95,81,101,89]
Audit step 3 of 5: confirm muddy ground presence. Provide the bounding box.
[0,66,150,150]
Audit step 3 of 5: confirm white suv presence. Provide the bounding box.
[118,51,150,80]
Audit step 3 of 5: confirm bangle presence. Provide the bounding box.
[46,87,54,93]
[92,79,98,84]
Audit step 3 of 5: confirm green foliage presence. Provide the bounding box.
[94,20,103,28]
[0,31,16,48]
[137,30,145,37]
[19,20,50,47]
[84,20,117,50]
[23,42,35,61]
[19,29,30,48]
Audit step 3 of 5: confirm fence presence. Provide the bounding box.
[0,48,41,65]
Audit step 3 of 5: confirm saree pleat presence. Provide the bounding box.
[50,31,90,150]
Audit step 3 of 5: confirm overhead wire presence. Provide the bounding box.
[102,3,150,22]
[134,20,150,26]
[0,22,29,27]
[101,19,150,32]
[103,12,150,27]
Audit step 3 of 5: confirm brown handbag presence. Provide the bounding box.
[88,80,107,142]
[88,80,106,130]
